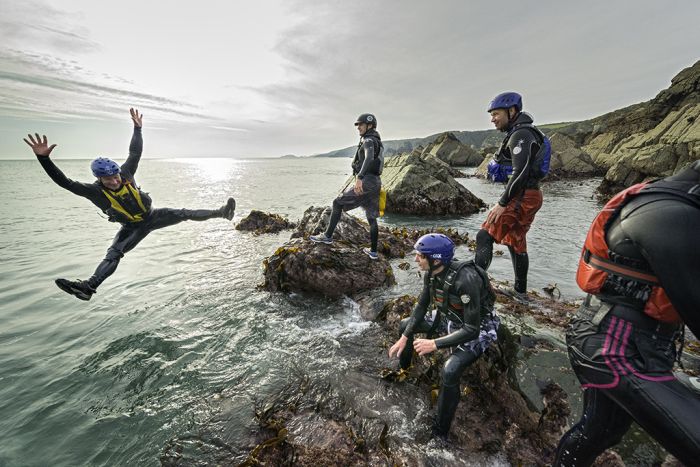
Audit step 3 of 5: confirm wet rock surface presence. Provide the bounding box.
[261,239,396,299]
[235,210,296,234]
[263,206,476,299]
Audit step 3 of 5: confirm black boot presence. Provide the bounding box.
[55,278,96,301]
[222,198,236,220]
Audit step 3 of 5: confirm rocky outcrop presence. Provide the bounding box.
[547,133,603,177]
[234,294,572,467]
[262,206,482,298]
[235,210,296,234]
[423,132,485,166]
[556,60,700,198]
[261,239,395,298]
[381,148,485,215]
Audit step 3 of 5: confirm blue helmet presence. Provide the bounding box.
[414,233,455,264]
[487,92,523,113]
[91,157,121,177]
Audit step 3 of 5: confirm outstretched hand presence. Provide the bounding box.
[130,108,143,127]
[24,133,56,157]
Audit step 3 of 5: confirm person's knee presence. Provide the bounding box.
[332,198,344,210]
[476,229,493,246]
[441,360,464,388]
[105,247,125,261]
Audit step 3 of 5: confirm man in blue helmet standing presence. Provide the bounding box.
[24,108,236,301]
[475,92,549,303]
[310,113,384,259]
[388,233,499,441]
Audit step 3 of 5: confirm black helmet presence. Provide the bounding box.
[355,113,377,127]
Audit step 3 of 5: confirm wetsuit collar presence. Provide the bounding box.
[505,111,534,132]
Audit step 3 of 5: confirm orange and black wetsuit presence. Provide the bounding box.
[555,161,700,466]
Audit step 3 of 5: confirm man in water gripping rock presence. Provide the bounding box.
[554,160,700,466]
[475,92,548,303]
[24,108,236,301]
[310,113,383,259]
[388,233,499,441]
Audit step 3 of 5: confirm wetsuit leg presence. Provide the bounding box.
[146,207,223,230]
[87,225,150,289]
[475,229,494,270]
[367,216,379,252]
[434,345,482,436]
[553,388,632,467]
[398,317,433,370]
[324,199,343,238]
[507,246,529,293]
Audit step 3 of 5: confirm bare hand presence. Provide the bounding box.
[23,133,56,157]
[130,107,143,127]
[388,335,408,358]
[414,338,437,356]
[353,178,364,195]
[485,204,506,225]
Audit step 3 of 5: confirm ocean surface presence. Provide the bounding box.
[0,157,605,466]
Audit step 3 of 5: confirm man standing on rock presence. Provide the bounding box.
[310,113,384,259]
[554,160,700,466]
[475,92,548,303]
[24,108,236,301]
[388,233,499,441]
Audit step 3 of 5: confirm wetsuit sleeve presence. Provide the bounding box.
[619,197,700,336]
[120,126,143,175]
[36,155,99,199]
[402,275,431,337]
[498,128,539,206]
[433,269,482,349]
[356,139,375,180]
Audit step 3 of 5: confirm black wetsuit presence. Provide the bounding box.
[555,162,700,466]
[475,112,543,293]
[37,126,227,291]
[323,128,384,251]
[398,260,498,436]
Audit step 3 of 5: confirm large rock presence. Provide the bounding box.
[262,207,396,298]
[547,132,602,177]
[423,132,485,167]
[381,148,486,215]
[261,238,395,298]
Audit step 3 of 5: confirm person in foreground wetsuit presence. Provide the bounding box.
[554,160,700,466]
[310,113,384,259]
[475,92,546,303]
[388,233,499,440]
[24,108,236,301]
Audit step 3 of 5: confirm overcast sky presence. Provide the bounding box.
[1,0,698,159]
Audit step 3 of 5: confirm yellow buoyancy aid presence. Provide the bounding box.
[101,181,149,223]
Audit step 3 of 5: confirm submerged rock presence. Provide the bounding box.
[235,210,296,234]
[381,148,485,215]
